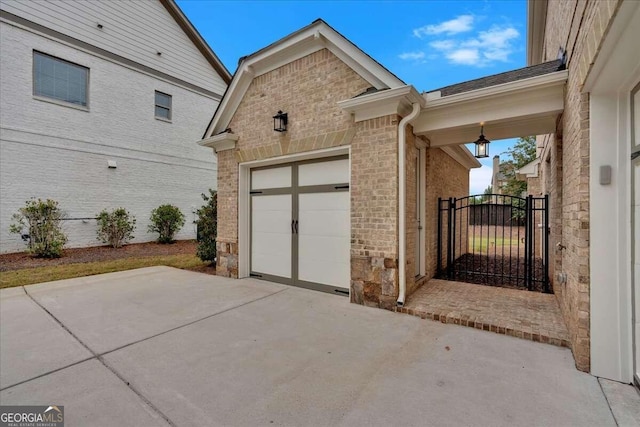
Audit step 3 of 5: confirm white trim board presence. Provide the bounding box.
[414,71,567,147]
[588,0,640,383]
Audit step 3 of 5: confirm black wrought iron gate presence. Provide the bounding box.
[436,194,550,293]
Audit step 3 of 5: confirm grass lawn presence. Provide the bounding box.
[468,236,522,253]
[0,254,209,289]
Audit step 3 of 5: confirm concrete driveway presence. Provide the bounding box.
[0,267,618,426]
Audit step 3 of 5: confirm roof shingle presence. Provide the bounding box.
[427,59,565,97]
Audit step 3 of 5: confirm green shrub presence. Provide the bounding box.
[148,204,185,244]
[195,190,217,263]
[9,198,67,258]
[96,208,136,248]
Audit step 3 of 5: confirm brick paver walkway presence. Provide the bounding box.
[396,279,570,347]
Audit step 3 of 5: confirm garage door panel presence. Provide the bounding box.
[252,195,291,215]
[251,194,291,279]
[297,191,349,210]
[298,192,349,289]
[299,211,349,238]
[252,250,290,279]
[298,257,350,288]
[299,235,349,264]
[250,157,349,291]
[298,159,349,186]
[252,211,289,233]
[251,166,291,190]
[251,231,290,256]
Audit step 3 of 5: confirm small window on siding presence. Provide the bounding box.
[33,51,89,107]
[155,91,172,120]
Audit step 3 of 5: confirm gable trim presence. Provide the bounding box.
[160,0,232,84]
[203,19,405,138]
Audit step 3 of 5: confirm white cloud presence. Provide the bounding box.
[463,27,519,49]
[469,165,493,195]
[446,49,480,65]
[429,40,456,50]
[398,51,425,61]
[462,26,519,63]
[413,15,474,38]
[427,25,520,67]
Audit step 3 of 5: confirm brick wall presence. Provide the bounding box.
[538,132,563,293]
[215,49,372,277]
[405,130,418,293]
[345,114,400,309]
[215,148,239,277]
[230,49,368,151]
[424,148,470,280]
[0,21,219,252]
[350,115,400,260]
[540,0,621,372]
[215,47,474,309]
[215,49,405,308]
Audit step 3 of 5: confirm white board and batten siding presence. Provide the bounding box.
[0,0,226,95]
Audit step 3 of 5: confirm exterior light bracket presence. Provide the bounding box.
[273,110,288,132]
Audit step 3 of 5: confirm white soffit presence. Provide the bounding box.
[414,70,567,147]
[203,20,405,138]
[516,157,541,179]
[441,145,482,169]
[198,132,239,152]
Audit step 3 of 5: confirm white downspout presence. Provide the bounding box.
[397,102,422,307]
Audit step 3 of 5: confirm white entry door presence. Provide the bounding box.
[250,157,350,294]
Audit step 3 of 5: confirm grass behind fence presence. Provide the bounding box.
[468,236,522,253]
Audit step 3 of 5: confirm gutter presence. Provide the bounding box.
[396,102,422,307]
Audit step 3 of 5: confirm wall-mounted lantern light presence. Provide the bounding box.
[473,124,490,158]
[273,110,288,132]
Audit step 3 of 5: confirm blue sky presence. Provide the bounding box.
[177,0,529,194]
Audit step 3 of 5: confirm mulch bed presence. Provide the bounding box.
[0,240,215,275]
[443,253,549,293]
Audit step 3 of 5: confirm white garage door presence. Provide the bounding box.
[251,194,292,278]
[250,157,350,294]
